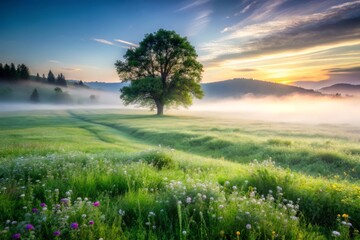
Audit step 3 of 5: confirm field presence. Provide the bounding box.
[0,109,360,239]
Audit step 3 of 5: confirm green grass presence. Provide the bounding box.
[0,109,359,239]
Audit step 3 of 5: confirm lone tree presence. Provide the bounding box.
[115,29,203,115]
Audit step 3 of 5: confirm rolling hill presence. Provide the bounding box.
[319,83,360,96]
[201,78,320,99]
[85,78,320,98]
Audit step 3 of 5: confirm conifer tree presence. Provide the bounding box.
[30,88,40,102]
[47,70,56,84]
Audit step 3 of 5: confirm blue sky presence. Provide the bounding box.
[0,0,359,85]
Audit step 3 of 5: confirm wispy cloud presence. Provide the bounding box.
[49,60,61,64]
[177,0,209,11]
[93,38,114,46]
[204,0,360,65]
[236,68,257,72]
[62,67,81,71]
[114,39,139,48]
[187,10,212,36]
[327,66,360,73]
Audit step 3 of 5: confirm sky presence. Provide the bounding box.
[0,0,359,86]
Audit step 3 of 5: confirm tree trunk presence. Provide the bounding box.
[156,102,164,115]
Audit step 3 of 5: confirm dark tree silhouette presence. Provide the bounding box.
[35,73,41,81]
[54,87,63,93]
[115,29,203,115]
[18,64,30,80]
[47,70,56,84]
[9,63,17,80]
[3,64,11,80]
[30,88,40,102]
[0,63,3,81]
[56,73,67,86]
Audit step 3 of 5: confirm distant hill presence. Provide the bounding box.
[85,81,128,92]
[319,83,360,96]
[201,78,320,99]
[83,78,320,98]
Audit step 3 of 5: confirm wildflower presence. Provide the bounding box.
[60,198,69,204]
[182,230,187,235]
[236,231,240,236]
[40,203,46,207]
[53,230,61,236]
[82,214,87,218]
[272,231,276,236]
[25,224,34,231]
[20,194,25,198]
[186,196,192,204]
[89,220,94,225]
[70,222,79,229]
[93,201,100,207]
[342,213,349,220]
[12,233,21,239]
[32,208,39,213]
[246,224,252,229]
[332,231,341,237]
[219,204,224,209]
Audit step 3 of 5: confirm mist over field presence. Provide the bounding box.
[2,87,359,125]
[188,95,360,125]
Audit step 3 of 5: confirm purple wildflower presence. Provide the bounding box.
[32,208,39,213]
[25,224,34,231]
[89,220,94,225]
[60,198,69,205]
[40,203,46,207]
[70,222,79,229]
[53,230,61,236]
[93,201,100,207]
[12,233,21,239]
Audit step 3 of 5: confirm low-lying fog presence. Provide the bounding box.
[0,81,359,125]
[189,95,360,125]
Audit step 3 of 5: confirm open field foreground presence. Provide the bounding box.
[0,109,360,239]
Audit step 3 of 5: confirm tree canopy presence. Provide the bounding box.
[115,29,203,115]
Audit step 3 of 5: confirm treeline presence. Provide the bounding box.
[0,63,30,80]
[0,62,68,87]
[35,70,67,87]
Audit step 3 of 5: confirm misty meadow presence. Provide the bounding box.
[1,0,360,240]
